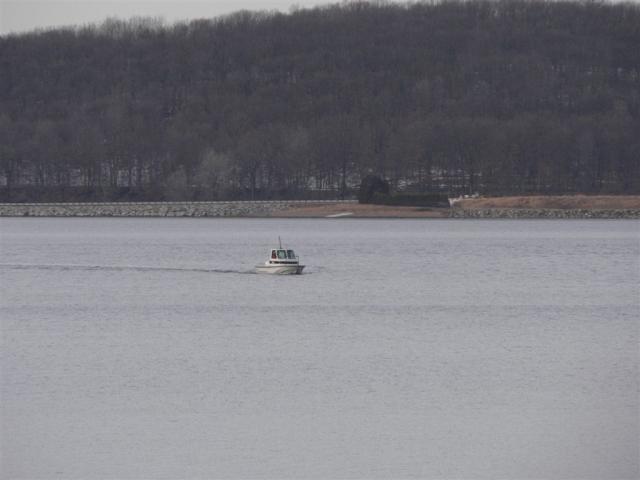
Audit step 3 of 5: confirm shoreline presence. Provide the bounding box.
[0,196,639,219]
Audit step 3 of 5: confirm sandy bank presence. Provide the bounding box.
[277,195,640,218]
[275,203,448,218]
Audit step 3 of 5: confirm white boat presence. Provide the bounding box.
[255,238,305,275]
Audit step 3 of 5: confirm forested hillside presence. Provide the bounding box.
[1,0,639,201]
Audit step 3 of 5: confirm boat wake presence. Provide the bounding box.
[0,263,256,275]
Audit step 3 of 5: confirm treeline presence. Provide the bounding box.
[1,0,639,202]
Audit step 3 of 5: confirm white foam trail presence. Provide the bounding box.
[0,263,256,275]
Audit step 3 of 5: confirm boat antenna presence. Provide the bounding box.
[278,236,282,249]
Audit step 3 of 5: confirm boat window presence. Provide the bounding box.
[287,250,295,259]
[277,250,287,259]
[271,250,277,259]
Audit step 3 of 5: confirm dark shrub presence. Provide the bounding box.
[358,175,390,204]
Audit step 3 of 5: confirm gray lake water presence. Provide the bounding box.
[1,218,638,479]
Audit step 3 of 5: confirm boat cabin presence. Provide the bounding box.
[269,249,298,264]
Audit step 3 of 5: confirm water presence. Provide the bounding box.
[1,218,638,479]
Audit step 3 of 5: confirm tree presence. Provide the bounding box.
[1,0,639,201]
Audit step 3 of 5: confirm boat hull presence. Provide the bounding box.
[255,264,305,275]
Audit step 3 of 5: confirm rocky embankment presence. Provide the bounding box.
[1,197,638,218]
[450,195,640,219]
[0,200,353,217]
[450,208,640,219]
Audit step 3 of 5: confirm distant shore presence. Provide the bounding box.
[0,196,638,218]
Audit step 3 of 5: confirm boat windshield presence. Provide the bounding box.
[287,250,295,259]
[277,250,287,259]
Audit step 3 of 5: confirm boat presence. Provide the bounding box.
[255,238,305,275]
